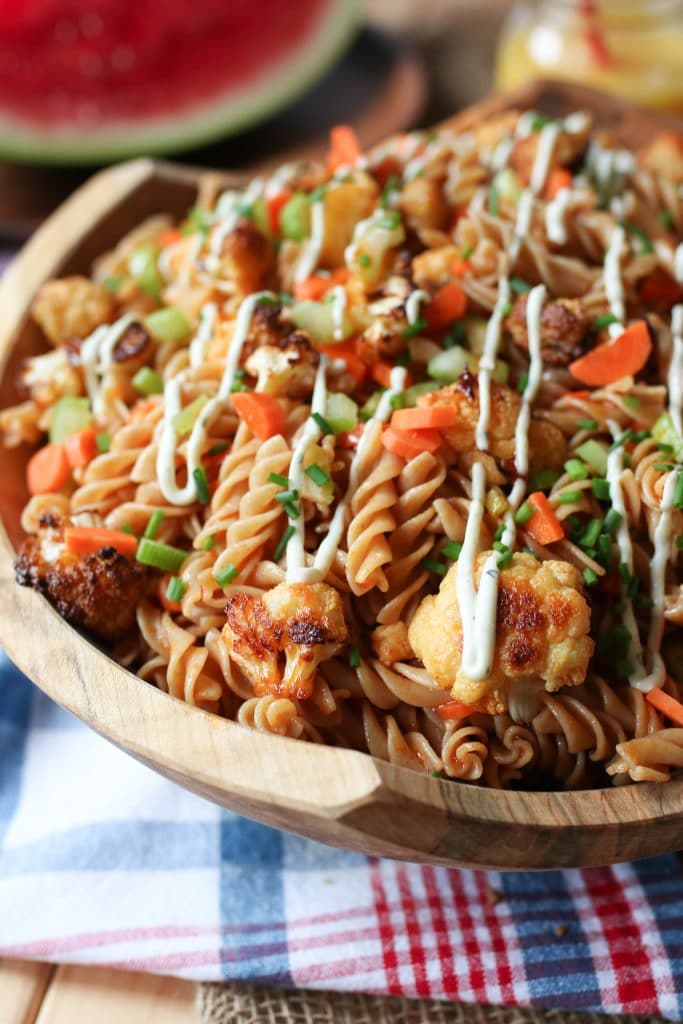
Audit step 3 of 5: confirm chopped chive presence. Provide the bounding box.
[422,557,447,576]
[514,502,534,525]
[604,508,623,535]
[517,372,529,395]
[312,412,333,434]
[430,769,446,779]
[631,429,650,442]
[444,321,467,349]
[593,313,619,330]
[659,210,674,229]
[597,533,613,569]
[402,317,428,340]
[592,478,611,500]
[274,524,296,561]
[577,418,599,430]
[136,538,187,572]
[500,301,513,317]
[144,509,165,539]
[202,536,215,551]
[462,245,475,260]
[676,535,683,551]
[442,540,463,561]
[279,291,293,306]
[493,540,509,553]
[165,576,187,603]
[309,185,326,203]
[580,517,603,549]
[268,472,290,487]
[623,453,632,469]
[230,379,250,394]
[582,568,599,586]
[493,524,505,541]
[655,461,676,471]
[375,209,401,230]
[215,563,239,587]
[390,393,405,410]
[120,524,136,536]
[623,396,641,409]
[132,366,164,395]
[497,549,514,570]
[558,489,583,504]
[282,501,300,520]
[609,429,633,451]
[509,276,532,294]
[305,464,331,487]
[193,467,211,504]
[380,174,399,207]
[103,274,124,293]
[488,184,500,216]
[358,252,372,268]
[95,432,111,452]
[256,295,278,308]
[529,112,552,131]
[529,468,560,490]
[521,546,541,560]
[620,220,654,254]
[275,488,299,504]
[395,350,411,367]
[674,472,683,509]
[349,645,361,669]
[208,441,229,456]
[565,458,588,481]
[659,442,675,454]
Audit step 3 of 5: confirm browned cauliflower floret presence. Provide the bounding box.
[371,622,414,666]
[506,293,589,366]
[21,348,82,406]
[357,296,409,360]
[15,517,149,642]
[418,375,520,460]
[411,245,460,290]
[245,342,317,399]
[408,553,593,710]
[217,219,274,294]
[398,177,449,232]
[639,131,683,182]
[222,582,347,701]
[31,276,115,346]
[509,122,590,183]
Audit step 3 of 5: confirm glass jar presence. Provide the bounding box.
[495,1,683,114]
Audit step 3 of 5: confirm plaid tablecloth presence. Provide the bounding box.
[1,650,682,1018]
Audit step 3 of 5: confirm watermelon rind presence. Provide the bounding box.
[0,0,359,165]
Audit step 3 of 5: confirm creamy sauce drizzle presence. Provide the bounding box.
[157,292,271,506]
[675,243,683,284]
[604,225,627,339]
[295,199,326,282]
[545,187,573,245]
[80,314,135,418]
[405,288,430,325]
[208,178,264,268]
[329,285,347,341]
[188,302,218,368]
[670,305,683,436]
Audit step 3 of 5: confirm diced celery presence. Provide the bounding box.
[280,192,311,241]
[402,381,442,407]
[491,359,509,383]
[325,393,358,433]
[652,411,683,461]
[428,347,476,382]
[172,394,208,437]
[49,396,92,443]
[576,439,608,476]
[290,300,344,342]
[145,307,191,343]
[128,245,163,300]
[346,215,405,288]
[492,167,524,207]
[132,366,164,395]
[243,196,269,235]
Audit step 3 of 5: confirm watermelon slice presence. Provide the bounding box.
[0,0,358,163]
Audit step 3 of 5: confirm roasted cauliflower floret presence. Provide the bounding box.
[357,296,409,360]
[411,245,460,290]
[408,553,593,710]
[31,276,115,346]
[398,177,449,232]
[371,622,414,666]
[15,517,149,643]
[506,293,589,366]
[318,180,378,268]
[217,219,274,294]
[417,376,519,460]
[222,582,348,701]
[21,348,82,406]
[245,343,317,398]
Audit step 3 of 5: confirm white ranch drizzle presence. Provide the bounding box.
[405,288,430,325]
[675,243,683,284]
[295,198,326,282]
[605,419,648,687]
[545,186,572,245]
[329,285,347,341]
[670,305,683,437]
[208,178,265,268]
[188,302,218,368]
[603,225,627,338]
[156,291,271,506]
[80,314,135,417]
[313,366,408,581]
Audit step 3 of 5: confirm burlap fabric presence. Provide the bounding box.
[196,984,669,1024]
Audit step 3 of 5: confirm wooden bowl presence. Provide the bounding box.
[2,81,682,871]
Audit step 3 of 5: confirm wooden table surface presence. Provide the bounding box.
[0,960,196,1024]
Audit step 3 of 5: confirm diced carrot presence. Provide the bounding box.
[328,124,362,171]
[645,686,683,727]
[545,167,573,200]
[64,427,98,469]
[525,492,565,545]
[160,227,182,247]
[293,275,332,302]
[640,270,683,307]
[319,342,367,385]
[425,282,467,330]
[267,190,293,235]
[231,391,286,440]
[64,526,138,559]
[391,406,457,430]
[338,424,364,449]
[371,361,394,388]
[569,320,652,386]
[451,257,472,278]
[26,443,71,495]
[436,699,475,721]
[159,573,182,613]
[330,267,350,285]
[382,426,441,459]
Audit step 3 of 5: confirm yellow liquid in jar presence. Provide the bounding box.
[496,14,683,114]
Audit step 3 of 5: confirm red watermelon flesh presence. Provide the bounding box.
[0,0,357,160]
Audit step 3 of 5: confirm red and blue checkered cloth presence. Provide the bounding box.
[0,652,681,1017]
